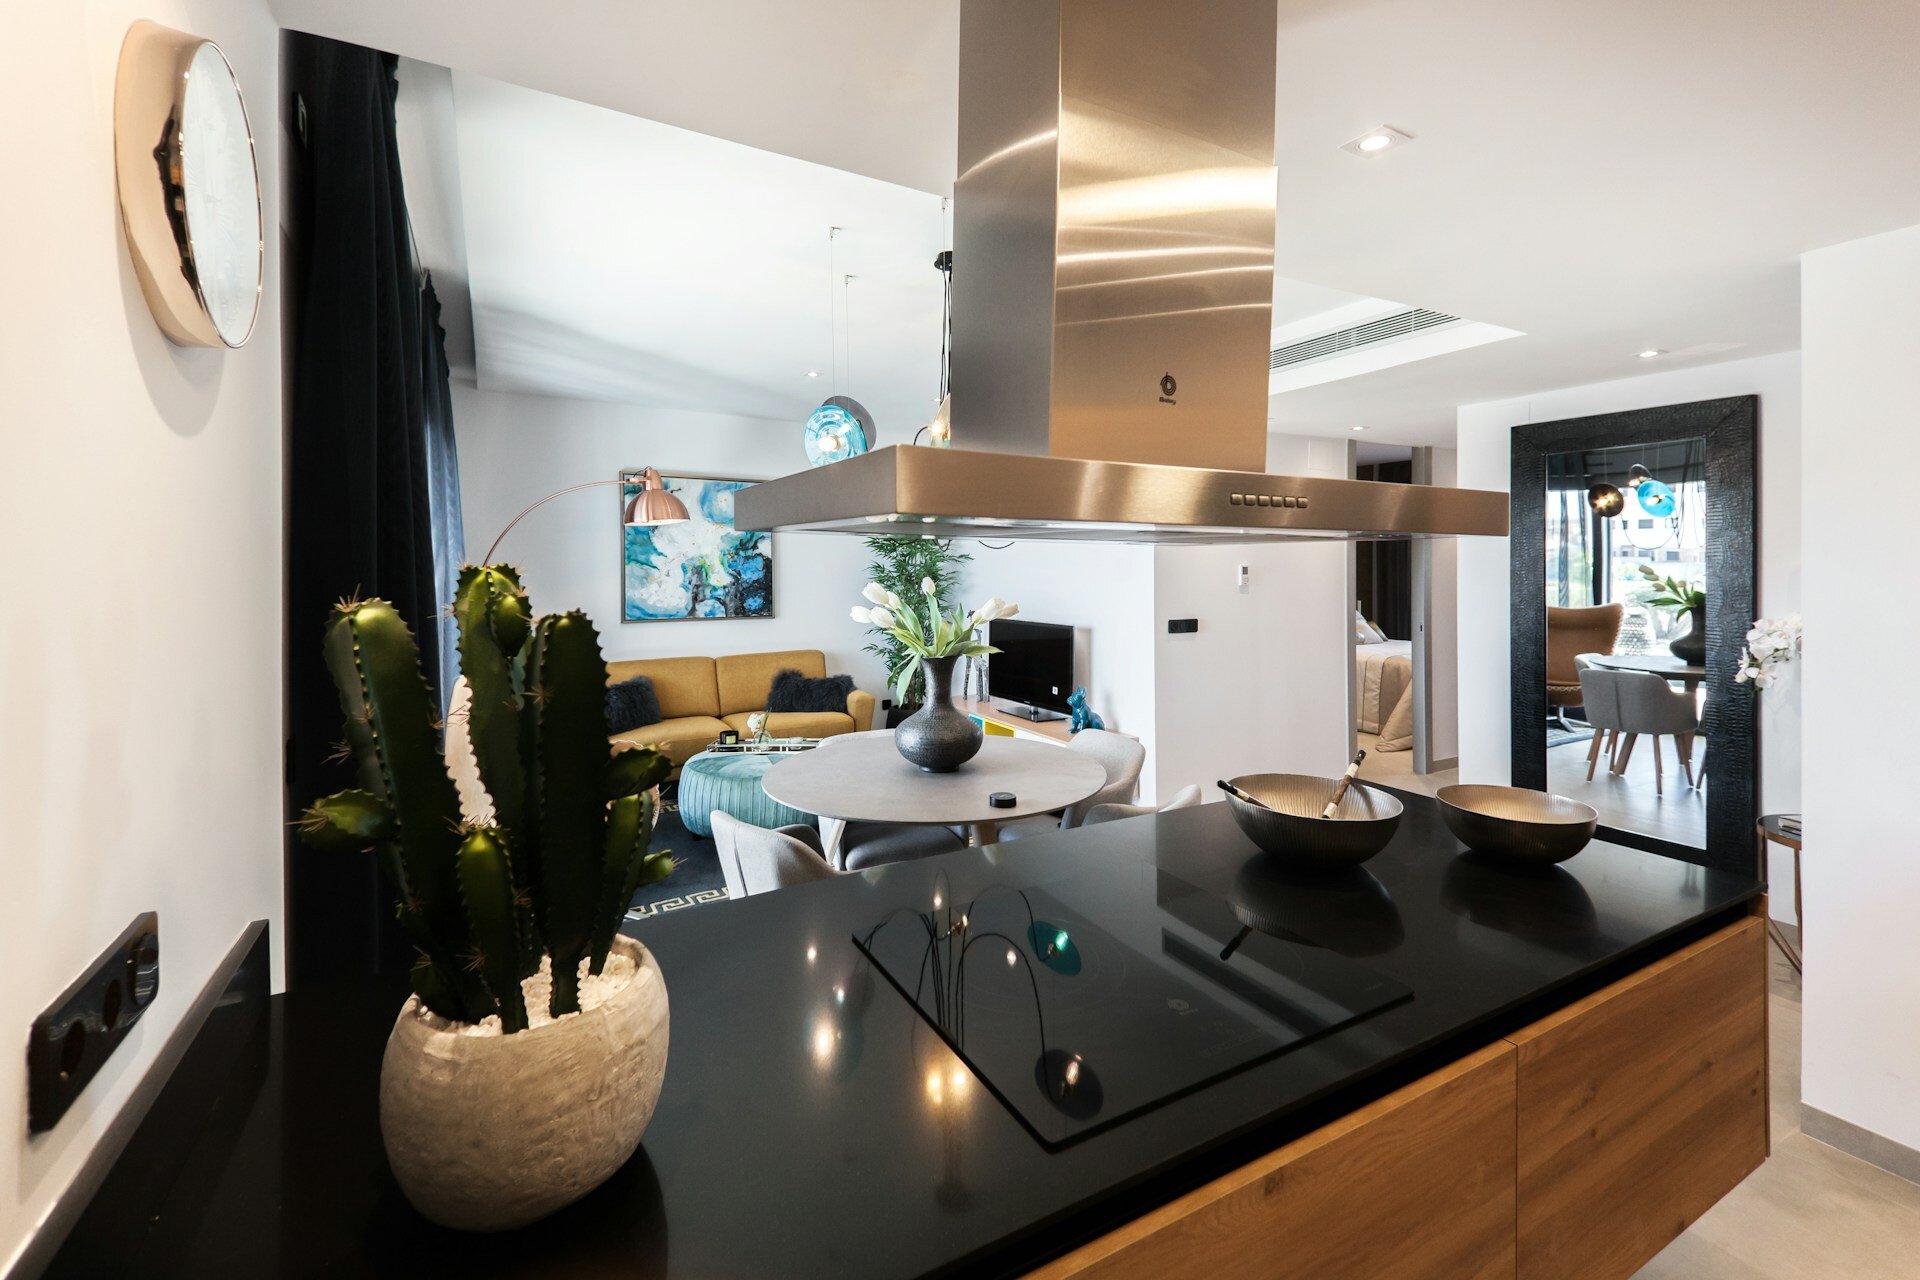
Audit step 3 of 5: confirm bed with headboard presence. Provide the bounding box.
[1355,612,1414,752]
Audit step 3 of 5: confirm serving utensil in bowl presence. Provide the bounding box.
[1434,785,1597,865]
[1223,773,1403,868]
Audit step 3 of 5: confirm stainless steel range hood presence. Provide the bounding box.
[735,0,1508,544]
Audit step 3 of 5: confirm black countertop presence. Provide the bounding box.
[51,791,1759,1279]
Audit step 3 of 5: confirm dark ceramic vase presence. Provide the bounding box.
[894,656,982,773]
[1667,604,1706,665]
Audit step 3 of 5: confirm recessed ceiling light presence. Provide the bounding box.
[1340,125,1412,159]
[805,370,821,378]
[1636,349,1666,359]
[1351,425,1367,432]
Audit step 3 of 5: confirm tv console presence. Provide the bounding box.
[956,698,1074,745]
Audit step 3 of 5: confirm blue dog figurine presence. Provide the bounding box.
[1067,687,1104,734]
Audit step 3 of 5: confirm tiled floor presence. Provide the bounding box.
[1547,731,1707,847]
[1634,933,1920,1278]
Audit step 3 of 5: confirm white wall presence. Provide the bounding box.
[1455,352,1804,893]
[1148,434,1353,803]
[0,0,284,1267]
[957,541,1158,767]
[455,385,889,691]
[1799,223,1920,1159]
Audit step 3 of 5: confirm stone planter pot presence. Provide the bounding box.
[894,655,982,773]
[379,935,669,1231]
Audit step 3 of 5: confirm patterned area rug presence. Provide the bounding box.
[1548,723,1595,749]
[622,788,729,922]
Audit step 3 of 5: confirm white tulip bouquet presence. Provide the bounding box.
[1735,614,1802,690]
[852,578,1019,705]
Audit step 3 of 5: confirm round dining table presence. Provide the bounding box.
[1588,651,1707,689]
[761,729,1107,855]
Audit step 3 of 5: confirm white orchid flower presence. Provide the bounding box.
[861,582,891,606]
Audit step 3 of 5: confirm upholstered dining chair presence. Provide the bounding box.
[810,733,970,870]
[1547,604,1624,728]
[1612,671,1700,796]
[994,729,1148,842]
[1084,784,1204,827]
[712,811,843,898]
[1576,667,1624,782]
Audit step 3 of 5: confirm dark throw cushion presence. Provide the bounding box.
[766,669,855,714]
[605,675,662,733]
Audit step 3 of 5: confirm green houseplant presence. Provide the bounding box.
[298,565,676,1230]
[859,536,970,711]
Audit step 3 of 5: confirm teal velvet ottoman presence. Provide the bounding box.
[677,750,818,838]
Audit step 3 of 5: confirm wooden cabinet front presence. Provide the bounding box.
[1029,1042,1519,1280]
[1509,917,1768,1280]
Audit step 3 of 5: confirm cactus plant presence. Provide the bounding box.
[299,576,674,1031]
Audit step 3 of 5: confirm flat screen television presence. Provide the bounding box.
[988,619,1074,717]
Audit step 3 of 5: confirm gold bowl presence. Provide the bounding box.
[1223,773,1403,868]
[1435,785,1597,864]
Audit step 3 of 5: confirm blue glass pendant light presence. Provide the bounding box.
[1635,478,1676,517]
[804,395,875,467]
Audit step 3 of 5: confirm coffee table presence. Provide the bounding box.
[677,749,819,838]
[761,729,1106,856]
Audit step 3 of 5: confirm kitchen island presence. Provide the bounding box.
[44,790,1766,1279]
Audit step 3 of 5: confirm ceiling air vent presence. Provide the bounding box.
[1269,308,1459,371]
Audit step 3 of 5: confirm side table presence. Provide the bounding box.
[1756,813,1802,973]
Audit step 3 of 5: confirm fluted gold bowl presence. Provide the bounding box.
[1224,773,1403,868]
[1435,785,1597,864]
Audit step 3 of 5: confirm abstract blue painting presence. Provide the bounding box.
[619,473,773,622]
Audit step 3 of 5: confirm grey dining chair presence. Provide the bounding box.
[810,733,970,869]
[1612,670,1700,795]
[994,729,1148,841]
[712,811,844,898]
[1083,784,1204,827]
[1576,667,1625,782]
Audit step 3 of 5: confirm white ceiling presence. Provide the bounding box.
[448,72,945,433]
[289,0,1920,448]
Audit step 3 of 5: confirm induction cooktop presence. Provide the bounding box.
[854,863,1411,1149]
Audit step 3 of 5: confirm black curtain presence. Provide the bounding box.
[1355,461,1413,640]
[283,34,465,988]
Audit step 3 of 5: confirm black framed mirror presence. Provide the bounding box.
[1510,396,1757,873]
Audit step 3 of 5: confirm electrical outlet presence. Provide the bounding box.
[28,914,160,1134]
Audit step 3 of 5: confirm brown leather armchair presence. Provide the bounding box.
[1547,604,1624,721]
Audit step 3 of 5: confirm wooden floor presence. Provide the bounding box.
[1633,932,1920,1278]
[1547,732,1707,847]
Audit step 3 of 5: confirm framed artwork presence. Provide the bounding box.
[619,472,773,622]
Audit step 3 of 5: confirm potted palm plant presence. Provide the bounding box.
[1637,564,1707,664]
[852,578,1017,772]
[859,536,970,722]
[298,565,675,1231]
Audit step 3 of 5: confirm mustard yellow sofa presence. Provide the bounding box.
[606,649,875,776]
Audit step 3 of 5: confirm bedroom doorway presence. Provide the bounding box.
[1354,444,1459,794]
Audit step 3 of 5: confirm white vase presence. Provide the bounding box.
[379,935,670,1231]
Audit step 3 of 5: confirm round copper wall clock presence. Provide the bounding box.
[114,20,265,348]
